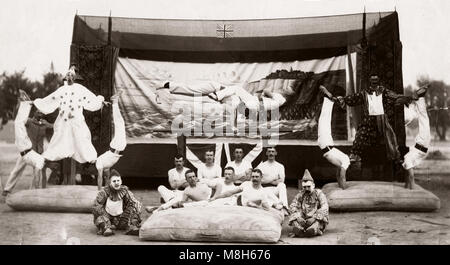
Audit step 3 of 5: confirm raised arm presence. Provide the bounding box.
[33,87,63,115]
[337,92,364,107]
[384,88,413,106]
[80,84,105,112]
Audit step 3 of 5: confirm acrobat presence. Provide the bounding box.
[95,90,127,189]
[31,66,108,164]
[403,85,430,189]
[3,90,47,195]
[318,85,350,189]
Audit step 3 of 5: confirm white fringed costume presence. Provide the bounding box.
[33,83,104,163]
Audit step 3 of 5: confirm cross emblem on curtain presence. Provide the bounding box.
[216,24,233,38]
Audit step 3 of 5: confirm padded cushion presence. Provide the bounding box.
[140,205,283,243]
[322,181,440,212]
[6,185,98,213]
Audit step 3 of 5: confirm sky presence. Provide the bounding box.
[0,0,449,87]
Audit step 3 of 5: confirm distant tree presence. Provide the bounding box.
[417,75,450,141]
[0,65,63,129]
[38,67,63,98]
[38,66,63,123]
[0,70,35,126]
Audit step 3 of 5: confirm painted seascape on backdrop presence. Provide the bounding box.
[116,56,348,141]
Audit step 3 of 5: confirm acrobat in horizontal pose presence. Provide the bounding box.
[95,90,126,190]
[154,80,292,112]
[318,85,350,189]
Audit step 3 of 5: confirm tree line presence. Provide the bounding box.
[0,64,63,128]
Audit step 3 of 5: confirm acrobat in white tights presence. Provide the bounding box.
[318,96,350,189]
[95,91,127,189]
[3,100,46,195]
[403,97,431,189]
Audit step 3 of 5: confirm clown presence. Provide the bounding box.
[327,75,420,163]
[92,170,142,236]
[288,170,329,237]
[31,66,108,163]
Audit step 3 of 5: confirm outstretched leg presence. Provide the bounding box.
[3,156,28,195]
[109,90,126,152]
[95,90,126,185]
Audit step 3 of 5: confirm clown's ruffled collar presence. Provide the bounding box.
[104,185,129,201]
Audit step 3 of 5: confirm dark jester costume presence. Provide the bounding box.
[336,75,414,162]
[92,170,142,236]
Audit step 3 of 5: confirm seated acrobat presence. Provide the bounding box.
[92,170,142,236]
[288,170,329,237]
[210,168,284,211]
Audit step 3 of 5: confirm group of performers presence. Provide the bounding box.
[318,75,430,190]
[1,65,432,238]
[146,146,328,237]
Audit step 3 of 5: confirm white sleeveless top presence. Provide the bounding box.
[105,198,123,216]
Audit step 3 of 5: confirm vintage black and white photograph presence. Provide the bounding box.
[0,0,449,248]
